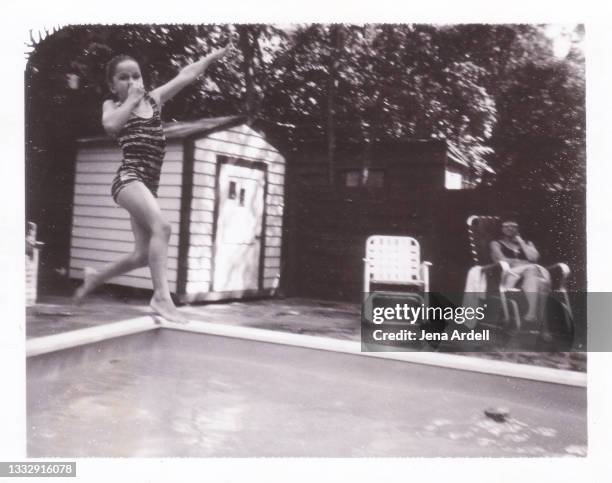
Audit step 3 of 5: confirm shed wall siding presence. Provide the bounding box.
[189,124,285,293]
[70,123,285,298]
[69,142,184,292]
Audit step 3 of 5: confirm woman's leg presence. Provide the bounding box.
[519,265,552,325]
[520,265,540,322]
[73,213,150,303]
[115,182,188,324]
[536,269,552,335]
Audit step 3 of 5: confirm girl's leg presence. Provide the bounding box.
[115,182,188,324]
[73,214,150,303]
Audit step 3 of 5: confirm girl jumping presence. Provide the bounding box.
[73,44,232,324]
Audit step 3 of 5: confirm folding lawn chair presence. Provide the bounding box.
[363,235,431,302]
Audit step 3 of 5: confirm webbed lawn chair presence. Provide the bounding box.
[465,215,573,337]
[363,235,431,303]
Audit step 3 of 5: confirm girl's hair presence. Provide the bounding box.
[105,54,138,85]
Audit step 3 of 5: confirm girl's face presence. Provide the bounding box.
[110,59,143,102]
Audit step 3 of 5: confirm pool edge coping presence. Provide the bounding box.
[26,316,160,357]
[26,316,587,388]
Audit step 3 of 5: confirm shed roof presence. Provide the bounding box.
[77,115,247,145]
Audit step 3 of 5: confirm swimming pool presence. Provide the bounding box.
[27,326,587,457]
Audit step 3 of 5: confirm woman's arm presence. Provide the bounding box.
[516,236,540,262]
[490,240,507,263]
[101,84,145,136]
[150,44,231,107]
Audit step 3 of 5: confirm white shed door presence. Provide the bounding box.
[213,161,265,292]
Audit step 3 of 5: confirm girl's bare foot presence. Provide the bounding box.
[150,295,189,324]
[72,267,98,305]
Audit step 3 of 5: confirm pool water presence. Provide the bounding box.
[27,329,587,457]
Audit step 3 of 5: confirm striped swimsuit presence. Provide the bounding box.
[111,93,166,203]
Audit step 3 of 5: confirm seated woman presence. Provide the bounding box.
[490,216,552,336]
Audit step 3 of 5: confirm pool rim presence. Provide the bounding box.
[25,316,587,388]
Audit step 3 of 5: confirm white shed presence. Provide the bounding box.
[69,116,285,303]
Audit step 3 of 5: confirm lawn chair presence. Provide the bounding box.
[465,215,573,336]
[363,235,431,300]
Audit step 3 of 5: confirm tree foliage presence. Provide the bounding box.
[26,23,586,192]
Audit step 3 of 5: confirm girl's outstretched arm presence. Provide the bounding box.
[150,44,232,106]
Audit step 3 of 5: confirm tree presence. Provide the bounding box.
[259,23,498,179]
[430,24,585,190]
[26,23,586,204]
